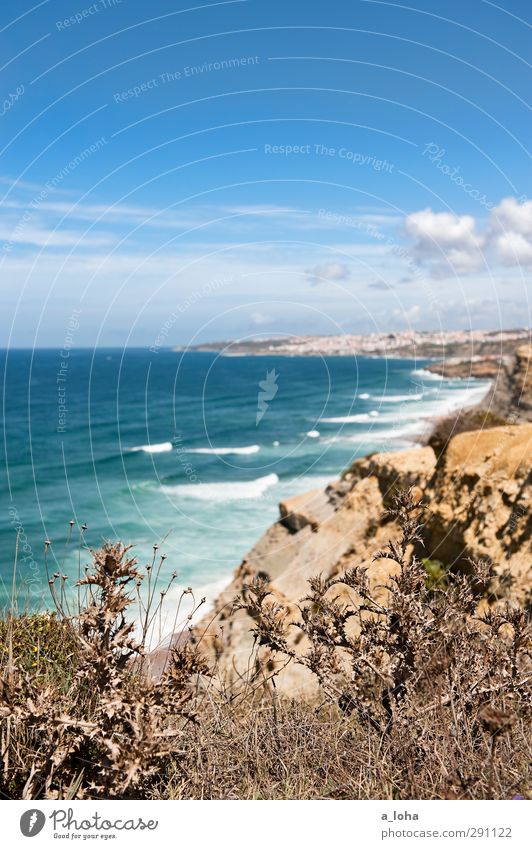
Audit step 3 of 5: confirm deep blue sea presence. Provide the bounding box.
[1,349,490,619]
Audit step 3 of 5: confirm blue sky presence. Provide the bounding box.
[1,0,531,346]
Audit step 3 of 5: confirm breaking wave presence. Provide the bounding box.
[131,441,173,454]
[161,473,279,502]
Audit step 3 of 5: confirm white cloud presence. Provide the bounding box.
[494,231,532,266]
[390,296,526,330]
[392,304,422,324]
[491,196,532,236]
[404,208,484,276]
[489,197,532,267]
[249,311,271,326]
[404,197,532,277]
[306,261,351,285]
[0,224,115,249]
[368,279,394,290]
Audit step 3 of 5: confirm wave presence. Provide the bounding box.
[320,413,372,424]
[161,473,279,502]
[306,430,320,438]
[377,393,424,402]
[187,444,260,456]
[357,392,370,399]
[323,419,430,444]
[411,368,446,382]
[131,441,173,454]
[320,379,487,434]
[428,383,491,415]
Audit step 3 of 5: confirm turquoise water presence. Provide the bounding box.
[1,349,490,613]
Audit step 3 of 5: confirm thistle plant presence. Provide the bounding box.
[0,542,208,799]
[238,489,532,797]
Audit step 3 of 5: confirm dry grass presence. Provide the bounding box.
[1,495,530,800]
[156,699,531,800]
[236,490,532,800]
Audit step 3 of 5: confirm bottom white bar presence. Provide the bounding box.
[2,799,530,848]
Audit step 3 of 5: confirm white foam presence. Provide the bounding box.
[323,419,430,444]
[161,473,279,502]
[377,393,424,402]
[306,430,320,438]
[187,444,260,456]
[324,379,490,447]
[411,368,446,382]
[428,383,491,415]
[132,441,173,454]
[357,392,370,399]
[320,413,371,423]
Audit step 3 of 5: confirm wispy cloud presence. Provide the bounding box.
[368,279,394,290]
[305,261,351,285]
[0,224,116,249]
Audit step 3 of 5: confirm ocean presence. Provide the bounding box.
[1,349,490,621]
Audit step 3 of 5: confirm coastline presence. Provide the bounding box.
[175,329,530,361]
[185,344,532,684]
[425,344,532,434]
[143,354,498,659]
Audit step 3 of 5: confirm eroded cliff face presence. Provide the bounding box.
[511,345,532,417]
[426,425,531,588]
[432,344,532,421]
[200,423,532,696]
[483,345,532,422]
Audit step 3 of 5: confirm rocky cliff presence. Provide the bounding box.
[200,423,532,695]
[510,344,532,418]
[428,344,532,422]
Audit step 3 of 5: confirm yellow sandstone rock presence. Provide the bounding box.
[199,426,531,695]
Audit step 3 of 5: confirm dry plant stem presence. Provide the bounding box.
[0,543,210,799]
[1,490,529,800]
[236,488,531,799]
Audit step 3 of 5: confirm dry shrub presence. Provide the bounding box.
[0,543,208,800]
[1,498,530,801]
[237,490,532,799]
[0,613,78,686]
